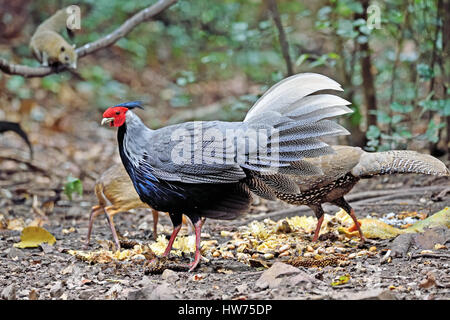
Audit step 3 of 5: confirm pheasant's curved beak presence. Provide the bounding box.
[101,117,114,126]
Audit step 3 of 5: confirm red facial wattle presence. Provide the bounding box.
[102,106,128,127]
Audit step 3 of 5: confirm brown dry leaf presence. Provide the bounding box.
[419,272,436,289]
[217,268,233,274]
[68,243,155,264]
[41,200,55,214]
[0,214,7,229]
[28,289,39,300]
[150,234,196,256]
[434,243,447,250]
[62,227,76,235]
[28,217,47,227]
[249,259,268,268]
[7,218,25,231]
[397,211,427,220]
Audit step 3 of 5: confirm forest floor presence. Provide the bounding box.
[0,107,449,300]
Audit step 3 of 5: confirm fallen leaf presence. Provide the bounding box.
[0,214,7,229]
[7,218,26,231]
[339,218,404,239]
[28,217,47,227]
[28,289,39,300]
[331,274,350,286]
[62,227,76,234]
[68,244,155,264]
[406,207,449,233]
[217,268,233,274]
[419,272,436,289]
[249,259,268,268]
[150,234,196,256]
[339,207,449,240]
[14,226,56,248]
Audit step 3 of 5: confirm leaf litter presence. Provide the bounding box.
[66,207,449,278]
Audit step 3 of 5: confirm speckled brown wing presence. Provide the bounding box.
[290,146,363,191]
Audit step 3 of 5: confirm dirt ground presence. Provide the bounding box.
[0,112,449,300]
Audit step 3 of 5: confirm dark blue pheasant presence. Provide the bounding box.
[101,73,352,271]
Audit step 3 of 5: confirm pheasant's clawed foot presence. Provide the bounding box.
[348,209,365,242]
[187,255,202,272]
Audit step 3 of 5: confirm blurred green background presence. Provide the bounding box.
[0,0,448,156]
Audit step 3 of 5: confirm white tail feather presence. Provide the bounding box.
[244,73,344,122]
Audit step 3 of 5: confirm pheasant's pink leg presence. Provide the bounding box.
[104,208,121,251]
[312,215,324,242]
[84,206,103,248]
[188,219,204,272]
[148,224,182,265]
[162,225,182,257]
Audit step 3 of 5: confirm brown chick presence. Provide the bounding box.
[248,146,449,242]
[86,164,188,250]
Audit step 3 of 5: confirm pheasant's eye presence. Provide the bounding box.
[115,111,120,115]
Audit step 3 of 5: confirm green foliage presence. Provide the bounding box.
[422,120,445,144]
[6,76,31,99]
[419,98,450,117]
[77,66,130,107]
[63,175,83,201]
[20,0,446,152]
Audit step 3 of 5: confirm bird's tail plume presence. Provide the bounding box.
[241,73,352,175]
[351,150,449,178]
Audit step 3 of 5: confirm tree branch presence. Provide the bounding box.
[0,0,177,78]
[266,0,293,76]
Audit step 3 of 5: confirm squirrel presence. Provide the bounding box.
[30,7,78,69]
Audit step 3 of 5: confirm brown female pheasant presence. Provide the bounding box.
[246,146,449,242]
[86,163,190,250]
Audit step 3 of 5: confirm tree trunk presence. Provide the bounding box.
[429,0,445,157]
[355,0,377,142]
[331,1,365,147]
[442,0,450,160]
